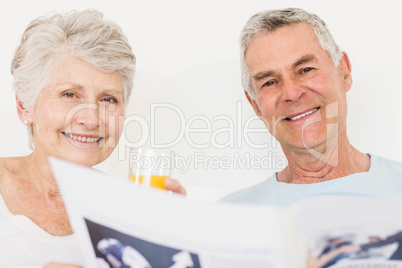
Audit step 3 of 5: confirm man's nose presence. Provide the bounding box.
[281,78,305,102]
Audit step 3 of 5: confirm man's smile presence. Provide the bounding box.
[285,107,320,121]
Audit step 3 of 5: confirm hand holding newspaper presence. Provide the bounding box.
[51,158,402,268]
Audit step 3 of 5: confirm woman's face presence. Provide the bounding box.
[29,56,125,166]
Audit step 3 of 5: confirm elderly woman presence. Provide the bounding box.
[0,9,185,267]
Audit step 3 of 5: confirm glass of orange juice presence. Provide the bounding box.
[128,147,172,190]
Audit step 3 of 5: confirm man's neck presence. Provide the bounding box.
[277,140,370,184]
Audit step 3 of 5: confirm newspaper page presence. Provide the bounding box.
[51,158,291,268]
[293,196,402,268]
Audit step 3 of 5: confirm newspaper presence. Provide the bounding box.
[51,158,402,268]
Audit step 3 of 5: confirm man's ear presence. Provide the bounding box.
[244,90,262,117]
[16,94,32,124]
[339,52,353,92]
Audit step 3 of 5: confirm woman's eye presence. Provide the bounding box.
[102,97,117,103]
[64,92,76,98]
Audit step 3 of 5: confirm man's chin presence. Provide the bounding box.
[282,136,327,154]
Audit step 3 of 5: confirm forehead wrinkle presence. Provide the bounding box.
[292,54,316,69]
[56,82,82,89]
[252,70,277,82]
[252,54,317,82]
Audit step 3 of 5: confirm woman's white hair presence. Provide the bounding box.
[240,7,342,99]
[11,9,136,149]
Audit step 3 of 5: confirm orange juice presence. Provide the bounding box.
[129,175,169,190]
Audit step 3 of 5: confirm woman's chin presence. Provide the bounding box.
[57,154,104,167]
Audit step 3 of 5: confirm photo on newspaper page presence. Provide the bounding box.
[50,157,289,268]
[292,196,402,268]
[85,218,201,268]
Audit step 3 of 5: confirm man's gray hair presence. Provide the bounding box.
[11,9,136,149]
[240,7,342,98]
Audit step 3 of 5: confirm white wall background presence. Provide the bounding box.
[1,0,401,202]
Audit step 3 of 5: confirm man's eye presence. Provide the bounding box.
[262,81,276,88]
[300,67,313,74]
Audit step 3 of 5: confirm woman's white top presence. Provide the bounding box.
[0,193,84,267]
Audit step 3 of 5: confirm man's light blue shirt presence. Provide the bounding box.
[221,154,402,206]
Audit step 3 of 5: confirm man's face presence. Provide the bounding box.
[245,23,352,153]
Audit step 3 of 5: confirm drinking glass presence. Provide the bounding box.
[128,148,172,190]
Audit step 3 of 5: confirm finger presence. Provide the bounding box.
[164,178,187,195]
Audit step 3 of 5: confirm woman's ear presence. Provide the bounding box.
[16,94,32,125]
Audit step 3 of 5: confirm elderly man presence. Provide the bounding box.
[222,8,402,205]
